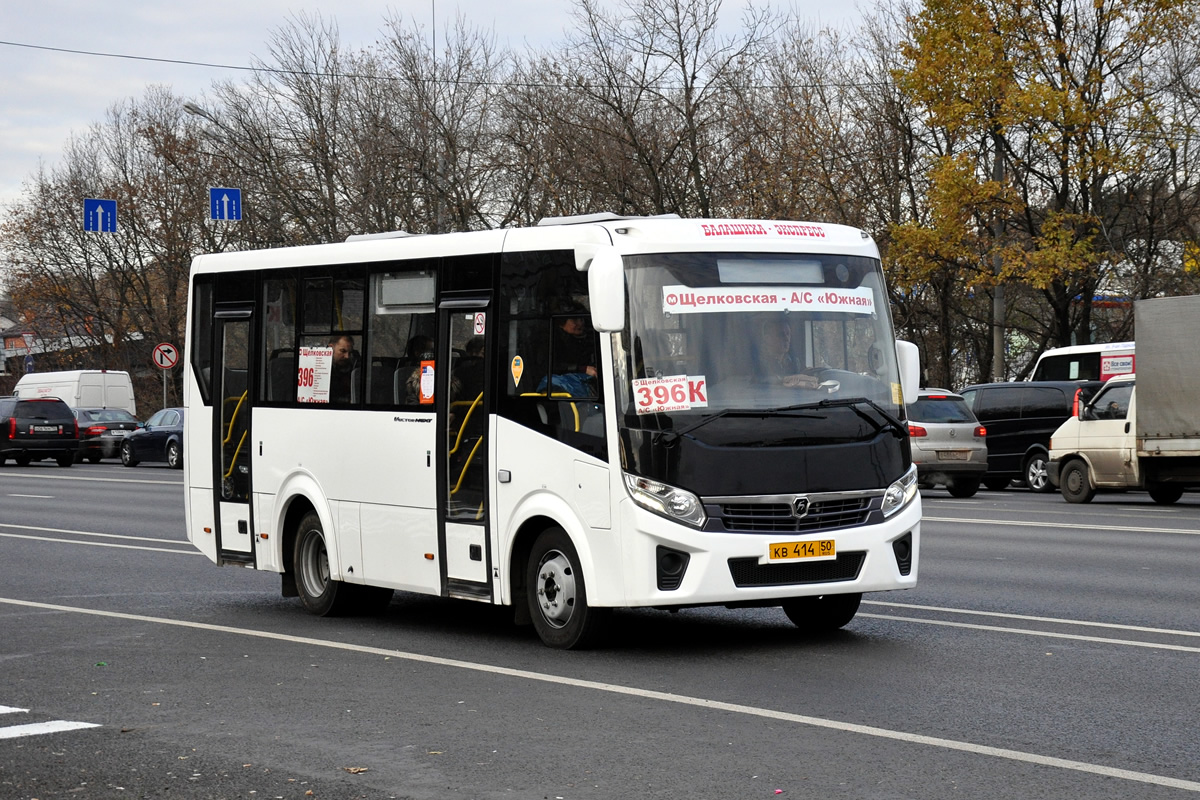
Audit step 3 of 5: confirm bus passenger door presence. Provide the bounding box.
[213,308,255,562]
[440,301,492,601]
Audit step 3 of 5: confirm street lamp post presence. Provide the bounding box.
[182,102,218,124]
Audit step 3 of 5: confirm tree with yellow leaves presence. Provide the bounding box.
[894,0,1196,379]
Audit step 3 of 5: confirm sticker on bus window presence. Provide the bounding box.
[632,375,708,415]
[511,355,524,387]
[419,360,435,404]
[297,346,333,404]
[661,285,875,315]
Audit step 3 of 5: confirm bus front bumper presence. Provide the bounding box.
[614,495,921,609]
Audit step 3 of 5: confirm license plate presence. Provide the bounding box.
[938,450,969,460]
[108,430,130,437]
[768,539,836,562]
[32,425,59,433]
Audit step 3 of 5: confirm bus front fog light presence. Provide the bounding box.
[656,546,691,590]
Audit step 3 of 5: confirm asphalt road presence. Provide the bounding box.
[2,462,1198,799]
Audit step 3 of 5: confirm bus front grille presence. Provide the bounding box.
[727,552,865,587]
[714,498,871,533]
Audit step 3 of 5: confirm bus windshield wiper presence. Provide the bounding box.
[804,396,907,438]
[657,406,823,444]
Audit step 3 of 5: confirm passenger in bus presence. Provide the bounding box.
[327,333,358,403]
[549,313,599,397]
[757,318,819,389]
[403,335,437,405]
[553,314,598,377]
[453,337,485,403]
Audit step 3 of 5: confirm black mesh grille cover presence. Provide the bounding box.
[727,552,865,587]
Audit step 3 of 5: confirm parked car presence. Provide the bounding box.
[908,389,988,497]
[120,407,184,469]
[0,396,79,467]
[74,407,142,462]
[958,380,1103,492]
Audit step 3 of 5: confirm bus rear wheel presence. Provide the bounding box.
[294,511,356,616]
[526,527,609,649]
[782,593,862,633]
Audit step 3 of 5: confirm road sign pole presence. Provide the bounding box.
[152,343,180,408]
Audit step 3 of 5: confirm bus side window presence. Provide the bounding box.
[262,275,298,403]
[191,278,215,405]
[498,250,606,458]
[369,269,437,408]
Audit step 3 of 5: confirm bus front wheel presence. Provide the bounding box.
[526,528,609,649]
[782,592,862,633]
[294,511,355,616]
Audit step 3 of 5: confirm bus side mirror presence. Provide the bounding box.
[587,247,626,333]
[895,340,920,406]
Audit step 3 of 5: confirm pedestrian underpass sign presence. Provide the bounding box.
[83,198,118,232]
[208,187,242,221]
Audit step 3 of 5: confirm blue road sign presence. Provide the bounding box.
[83,198,118,232]
[24,355,34,374]
[209,187,242,221]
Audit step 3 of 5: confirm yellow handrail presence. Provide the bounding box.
[450,437,484,496]
[224,430,248,480]
[449,392,483,455]
[518,392,580,432]
[222,391,248,445]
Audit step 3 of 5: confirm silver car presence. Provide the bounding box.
[908,389,988,497]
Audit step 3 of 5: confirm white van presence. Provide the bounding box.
[13,370,136,416]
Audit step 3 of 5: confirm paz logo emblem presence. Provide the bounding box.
[511,355,524,387]
[792,497,811,518]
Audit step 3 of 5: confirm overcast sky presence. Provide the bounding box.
[1,0,865,213]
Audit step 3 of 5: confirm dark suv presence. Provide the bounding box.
[0,396,79,467]
[958,380,1102,492]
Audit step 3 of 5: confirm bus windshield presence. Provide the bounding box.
[614,251,903,432]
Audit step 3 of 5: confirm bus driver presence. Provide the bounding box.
[758,318,819,389]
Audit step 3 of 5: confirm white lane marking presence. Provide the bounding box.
[0,533,198,555]
[0,522,184,545]
[864,600,1200,639]
[1,597,1197,793]
[924,515,1200,535]
[0,471,179,486]
[859,614,1200,653]
[0,706,29,714]
[0,720,101,740]
[7,494,54,499]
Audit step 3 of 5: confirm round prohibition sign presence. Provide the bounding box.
[153,342,180,370]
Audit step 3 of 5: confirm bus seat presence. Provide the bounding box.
[367,357,398,405]
[268,352,295,402]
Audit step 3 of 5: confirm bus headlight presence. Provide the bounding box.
[624,473,707,527]
[881,464,918,518]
